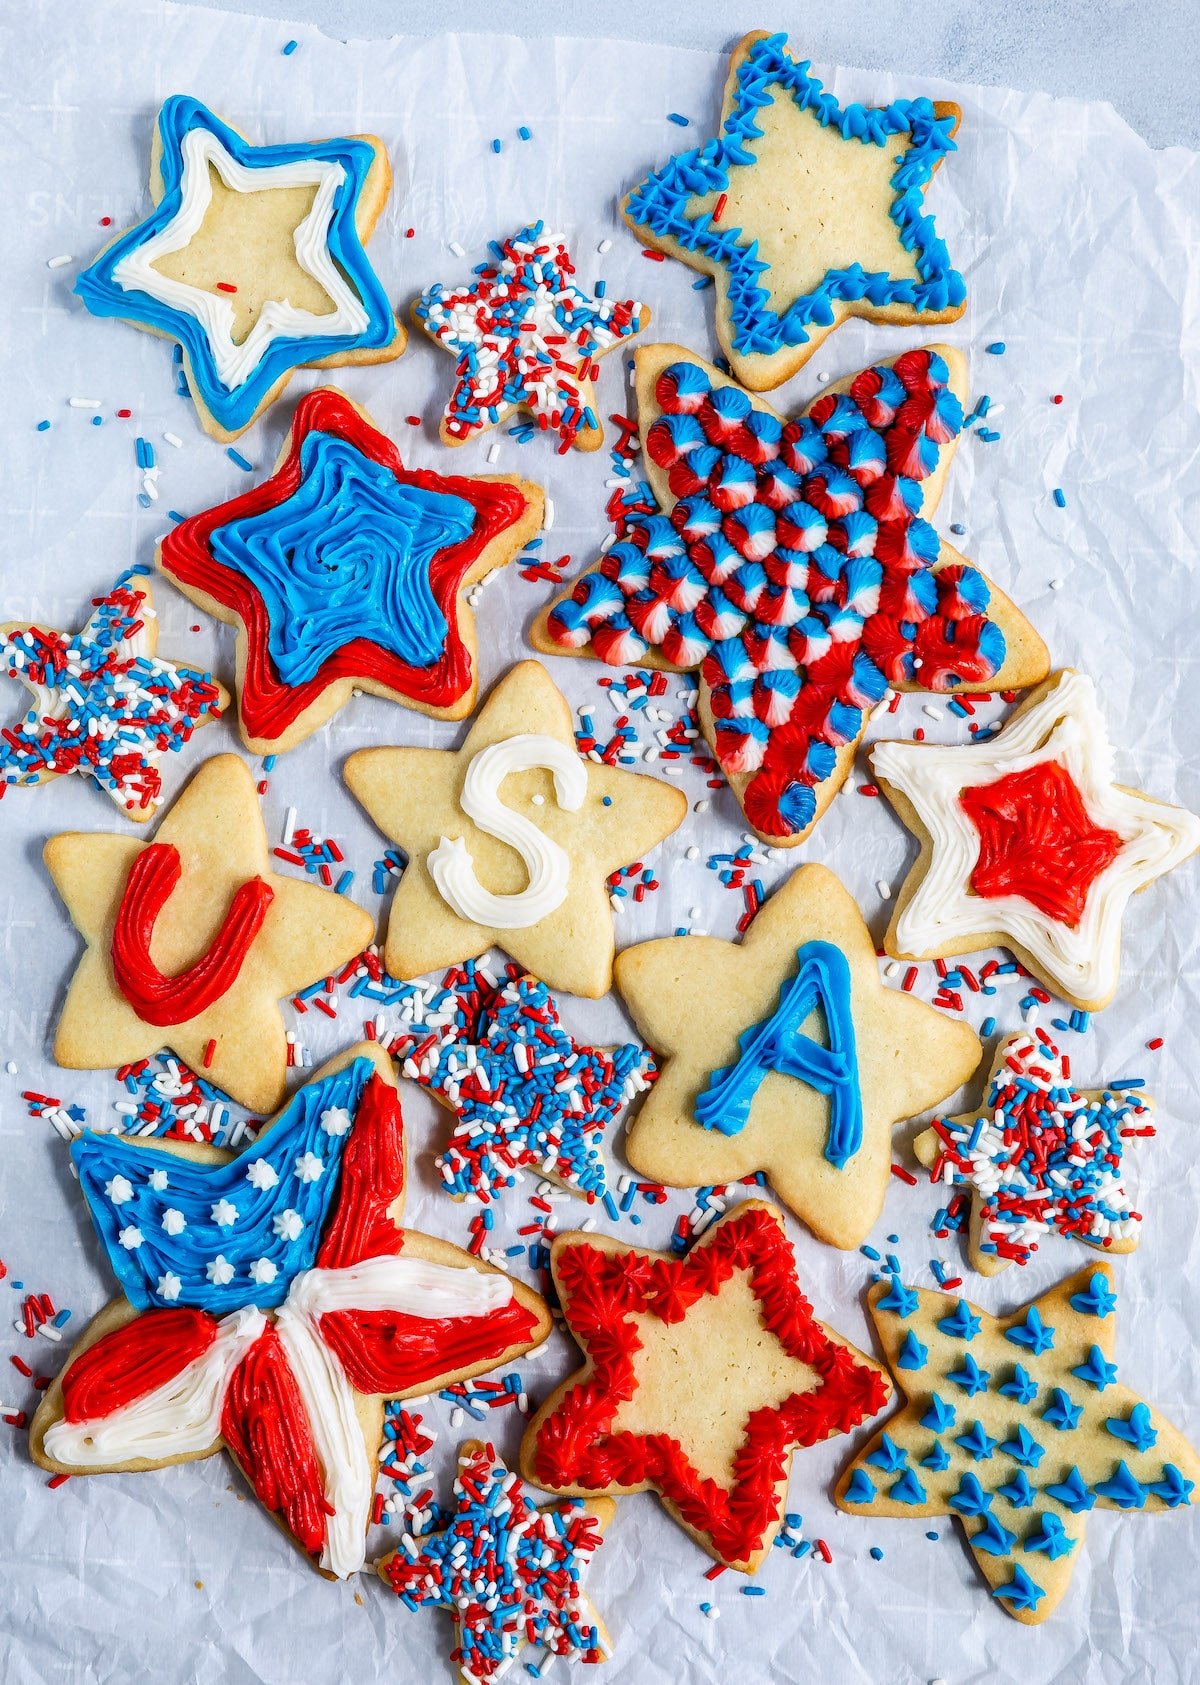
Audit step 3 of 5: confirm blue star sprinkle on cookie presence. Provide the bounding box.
[837,1265,1200,1623]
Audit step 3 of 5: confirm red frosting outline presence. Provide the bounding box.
[110,842,274,1026]
[60,1307,218,1423]
[221,1319,330,1558]
[158,388,532,739]
[527,1204,888,1564]
[961,760,1123,927]
[317,1070,407,1272]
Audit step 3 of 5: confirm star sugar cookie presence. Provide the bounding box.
[519,1200,890,1570]
[836,1264,1200,1624]
[344,661,687,999]
[622,32,966,390]
[533,343,1048,845]
[29,1045,551,1579]
[44,753,374,1112]
[617,863,981,1249]
[415,222,649,453]
[0,566,226,819]
[379,1440,614,1683]
[870,669,1200,1010]
[915,1030,1154,1275]
[75,95,405,440]
[158,388,544,753]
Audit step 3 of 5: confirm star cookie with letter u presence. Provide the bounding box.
[75,95,405,440]
[44,753,374,1112]
[344,660,687,999]
[622,32,966,390]
[520,1200,890,1571]
[30,1045,551,1579]
[616,863,982,1249]
[158,388,544,753]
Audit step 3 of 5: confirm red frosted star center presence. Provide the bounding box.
[961,760,1123,926]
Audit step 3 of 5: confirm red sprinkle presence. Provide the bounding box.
[116,408,132,419]
[704,1562,727,1580]
[47,1473,71,1489]
[202,1038,216,1069]
[890,1164,918,1186]
[641,249,667,262]
[1147,1037,1164,1051]
[215,281,238,293]
[815,1539,832,1564]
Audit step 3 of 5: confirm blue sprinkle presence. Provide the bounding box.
[949,522,965,535]
[977,428,1002,444]
[167,510,185,524]
[668,112,690,126]
[869,1546,884,1561]
[225,447,255,472]
[741,1586,766,1597]
[491,138,502,154]
[334,870,355,895]
[692,275,714,290]
[1053,487,1067,508]
[36,419,51,432]
[91,414,103,426]
[282,38,298,54]
[136,493,151,508]
[860,1245,881,1261]
[986,342,1006,354]
[518,126,532,142]
[980,1016,996,1037]
[602,796,612,806]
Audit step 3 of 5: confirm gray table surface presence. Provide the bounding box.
[179,0,1197,152]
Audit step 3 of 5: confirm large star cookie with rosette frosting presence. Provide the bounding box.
[520,1200,890,1571]
[836,1264,1200,1624]
[44,753,373,1113]
[344,661,687,999]
[158,388,544,754]
[30,1044,551,1579]
[870,669,1200,1011]
[75,95,405,441]
[615,863,981,1250]
[532,343,1047,845]
[622,32,966,390]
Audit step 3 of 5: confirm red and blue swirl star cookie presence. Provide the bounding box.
[75,95,406,441]
[622,32,966,390]
[836,1264,1200,1624]
[30,1045,551,1579]
[533,343,1047,844]
[158,388,544,754]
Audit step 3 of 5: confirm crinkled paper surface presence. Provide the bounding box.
[1,4,1199,1681]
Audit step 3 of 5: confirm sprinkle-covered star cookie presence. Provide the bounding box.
[75,95,405,440]
[344,661,687,999]
[0,566,226,819]
[520,1200,890,1570]
[836,1264,1200,1624]
[871,669,1200,1011]
[30,1045,551,1579]
[616,863,981,1249]
[379,1440,614,1683]
[44,753,373,1112]
[158,388,544,754]
[379,959,656,1205]
[623,33,966,390]
[914,1031,1154,1274]
[415,223,649,454]
[533,343,1047,844]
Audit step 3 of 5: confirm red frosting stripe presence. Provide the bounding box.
[220,1320,330,1559]
[110,842,273,1026]
[528,1205,888,1565]
[319,1298,541,1397]
[316,1071,406,1272]
[61,1307,219,1423]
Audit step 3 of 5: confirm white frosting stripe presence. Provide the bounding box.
[287,1252,515,1322]
[43,1306,266,1467]
[428,734,587,929]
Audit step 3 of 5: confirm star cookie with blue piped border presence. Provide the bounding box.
[622,33,966,390]
[158,388,544,754]
[76,95,405,441]
[616,863,982,1249]
[29,1044,551,1580]
[836,1263,1200,1624]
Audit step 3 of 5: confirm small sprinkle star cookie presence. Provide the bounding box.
[520,1200,890,1571]
[44,753,374,1113]
[344,661,687,999]
[914,1030,1154,1274]
[836,1264,1200,1624]
[30,1045,551,1579]
[533,342,1047,845]
[158,387,544,754]
[0,566,226,819]
[622,32,966,390]
[870,669,1200,1011]
[415,222,649,453]
[617,863,982,1249]
[379,1439,614,1682]
[75,95,405,440]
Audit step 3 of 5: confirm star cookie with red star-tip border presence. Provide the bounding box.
[30,1044,551,1580]
[519,1200,890,1571]
[157,387,544,754]
[836,1264,1200,1624]
[870,669,1200,1011]
[44,753,374,1113]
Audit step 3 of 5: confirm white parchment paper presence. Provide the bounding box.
[2,5,1199,1681]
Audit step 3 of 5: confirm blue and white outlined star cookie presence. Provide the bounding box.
[623,32,966,390]
[75,95,405,440]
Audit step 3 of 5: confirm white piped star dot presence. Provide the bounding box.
[206,1255,234,1287]
[161,1208,186,1236]
[147,1169,170,1193]
[157,1272,182,1301]
[248,1258,278,1287]
[118,1226,144,1250]
[105,1175,134,1205]
[246,1159,279,1190]
[294,1152,325,1184]
[273,1209,305,1242]
[320,1106,353,1138]
[210,1198,239,1228]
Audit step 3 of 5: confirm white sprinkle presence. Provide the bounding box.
[922,704,943,721]
[38,1323,63,1343]
[282,806,297,847]
[705,1605,721,1620]
[487,442,500,464]
[597,238,612,254]
[685,846,699,861]
[448,241,466,258]
[530,793,544,806]
[876,881,892,901]
[885,961,901,979]
[68,398,102,409]
[162,431,183,448]
[816,371,830,384]
[543,496,555,532]
[1049,578,1064,591]
[4,1061,16,1076]
[46,254,73,270]
[689,906,701,921]
[450,1406,465,1429]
